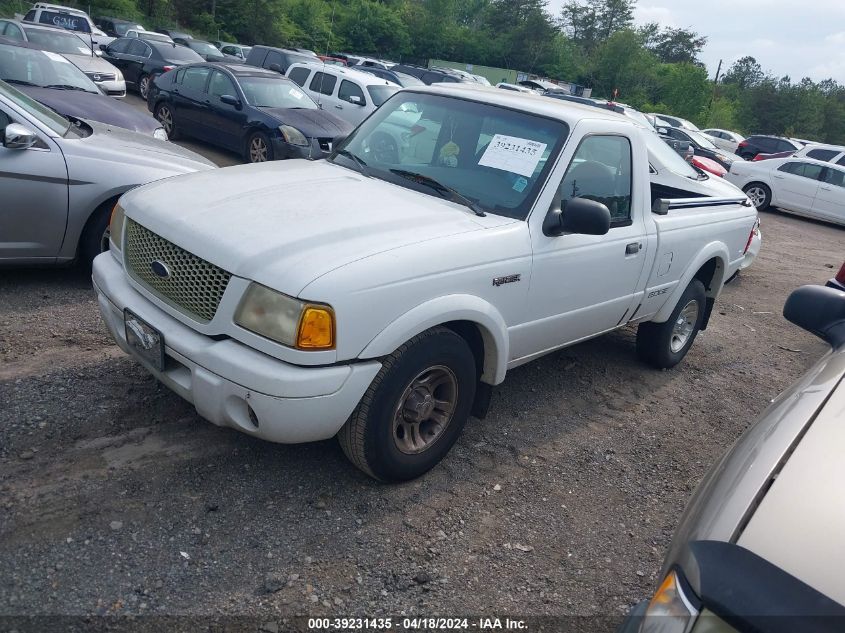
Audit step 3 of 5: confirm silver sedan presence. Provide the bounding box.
[0,78,214,266]
[619,279,845,632]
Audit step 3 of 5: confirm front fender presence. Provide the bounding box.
[652,242,729,323]
[359,294,510,385]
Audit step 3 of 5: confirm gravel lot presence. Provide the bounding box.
[0,115,841,625]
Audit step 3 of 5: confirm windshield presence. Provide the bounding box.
[686,129,718,150]
[0,44,99,93]
[23,28,92,56]
[188,41,220,57]
[366,84,398,106]
[644,129,699,179]
[240,76,318,109]
[331,92,568,220]
[621,108,653,129]
[0,78,70,135]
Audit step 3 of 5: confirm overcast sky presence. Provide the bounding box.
[547,0,845,84]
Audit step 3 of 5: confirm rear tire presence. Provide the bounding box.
[637,279,706,369]
[743,182,771,211]
[154,102,179,140]
[338,327,476,482]
[138,74,151,100]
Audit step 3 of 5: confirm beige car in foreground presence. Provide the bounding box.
[619,281,845,633]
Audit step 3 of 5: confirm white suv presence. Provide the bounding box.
[794,142,845,167]
[286,62,400,126]
[21,3,112,46]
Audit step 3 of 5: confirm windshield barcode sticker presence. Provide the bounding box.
[479,134,547,177]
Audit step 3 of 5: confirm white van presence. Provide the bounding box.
[286,62,399,126]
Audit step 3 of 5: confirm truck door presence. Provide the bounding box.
[514,126,648,360]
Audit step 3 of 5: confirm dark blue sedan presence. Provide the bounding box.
[148,62,354,163]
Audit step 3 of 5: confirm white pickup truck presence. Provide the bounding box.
[93,86,758,481]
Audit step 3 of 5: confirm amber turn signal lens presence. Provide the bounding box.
[296,306,335,349]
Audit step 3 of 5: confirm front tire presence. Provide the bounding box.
[79,200,115,268]
[245,131,273,163]
[338,327,477,482]
[637,279,706,369]
[743,183,771,211]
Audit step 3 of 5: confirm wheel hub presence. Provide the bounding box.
[670,300,699,353]
[393,365,458,455]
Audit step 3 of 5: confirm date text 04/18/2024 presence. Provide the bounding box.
[307,618,528,630]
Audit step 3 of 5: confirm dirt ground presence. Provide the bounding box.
[0,201,841,625]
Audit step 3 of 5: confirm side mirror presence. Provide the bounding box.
[267,63,282,73]
[543,196,611,237]
[784,285,845,348]
[99,44,108,51]
[95,49,103,57]
[348,95,363,105]
[220,94,241,108]
[658,127,669,135]
[3,123,38,150]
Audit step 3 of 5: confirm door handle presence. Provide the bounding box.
[773,175,785,179]
[334,104,342,109]
[821,186,832,191]
[625,242,641,255]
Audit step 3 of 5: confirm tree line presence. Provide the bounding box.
[3,0,844,144]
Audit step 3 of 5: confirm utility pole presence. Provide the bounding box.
[708,59,723,117]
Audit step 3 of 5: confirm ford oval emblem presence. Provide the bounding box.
[150,260,172,279]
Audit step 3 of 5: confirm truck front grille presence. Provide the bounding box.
[124,219,232,323]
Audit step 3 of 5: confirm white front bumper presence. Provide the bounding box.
[92,252,381,444]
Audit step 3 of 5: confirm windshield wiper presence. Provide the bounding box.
[4,79,37,86]
[44,84,90,92]
[389,169,486,217]
[333,149,370,178]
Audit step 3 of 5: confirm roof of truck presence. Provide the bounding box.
[414,83,630,125]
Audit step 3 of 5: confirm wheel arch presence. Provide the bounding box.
[358,295,509,385]
[652,246,729,328]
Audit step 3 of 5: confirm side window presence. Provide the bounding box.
[264,50,283,70]
[823,168,845,187]
[288,66,310,87]
[108,38,130,54]
[208,70,236,98]
[806,148,838,161]
[836,156,845,167]
[778,162,800,175]
[776,140,795,153]
[182,66,211,92]
[309,72,336,96]
[126,38,146,56]
[559,135,633,225]
[799,163,824,180]
[174,68,186,84]
[338,79,365,104]
[24,10,35,21]
[4,23,24,40]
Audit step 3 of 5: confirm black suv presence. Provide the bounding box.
[736,135,800,160]
[245,45,316,74]
[390,64,464,85]
[94,17,144,38]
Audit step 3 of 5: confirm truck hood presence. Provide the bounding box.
[120,160,497,295]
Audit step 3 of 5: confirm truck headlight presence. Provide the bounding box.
[153,127,168,141]
[279,125,309,147]
[234,283,335,350]
[640,570,698,633]
[109,202,125,254]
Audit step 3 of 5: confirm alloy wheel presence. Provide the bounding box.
[670,300,699,353]
[157,106,173,136]
[249,136,268,162]
[393,365,458,455]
